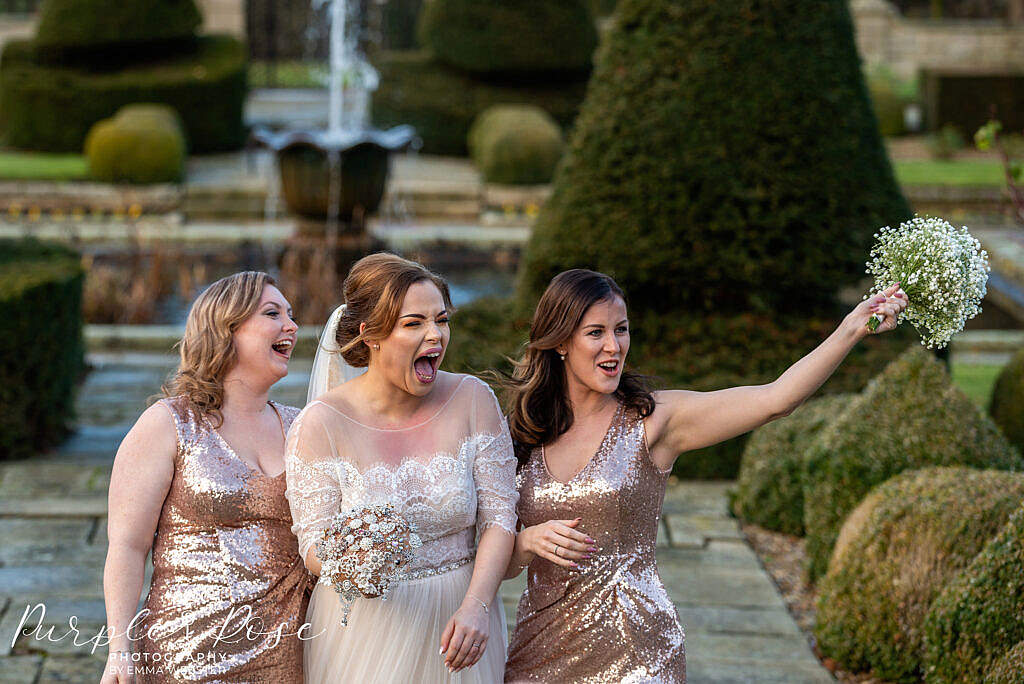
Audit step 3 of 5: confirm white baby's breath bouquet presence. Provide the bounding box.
[864,216,989,348]
[315,502,421,625]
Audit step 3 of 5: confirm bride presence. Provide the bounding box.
[285,253,518,682]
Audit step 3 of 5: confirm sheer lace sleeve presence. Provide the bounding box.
[284,403,342,561]
[469,378,518,539]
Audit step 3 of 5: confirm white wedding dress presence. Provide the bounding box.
[285,373,518,683]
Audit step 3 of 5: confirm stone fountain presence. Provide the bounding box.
[252,0,416,229]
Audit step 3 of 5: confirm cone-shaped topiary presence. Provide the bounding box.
[469,105,564,184]
[517,0,910,316]
[34,0,201,60]
[815,467,1024,682]
[730,394,853,536]
[803,346,1023,581]
[990,347,1024,453]
[417,0,597,76]
[923,502,1024,683]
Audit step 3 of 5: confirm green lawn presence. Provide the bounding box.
[248,61,325,89]
[893,159,1006,187]
[0,151,90,181]
[951,362,1004,409]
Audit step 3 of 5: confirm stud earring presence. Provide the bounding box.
[373,343,380,350]
[559,352,565,361]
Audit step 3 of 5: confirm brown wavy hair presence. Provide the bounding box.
[335,253,453,366]
[161,271,277,427]
[498,269,655,467]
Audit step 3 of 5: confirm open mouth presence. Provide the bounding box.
[271,339,294,359]
[597,359,619,376]
[413,348,442,384]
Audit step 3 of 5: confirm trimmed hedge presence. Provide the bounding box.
[924,502,1024,683]
[730,394,854,536]
[518,0,910,316]
[990,347,1024,453]
[445,297,915,479]
[417,0,597,76]
[372,50,588,155]
[380,0,424,50]
[804,346,1023,581]
[986,641,1024,684]
[815,467,1024,682]
[0,35,247,153]
[85,104,186,183]
[468,105,564,184]
[34,0,201,61]
[0,240,84,460]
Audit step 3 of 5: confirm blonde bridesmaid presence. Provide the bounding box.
[501,269,907,682]
[101,272,311,683]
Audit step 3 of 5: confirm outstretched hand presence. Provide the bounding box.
[854,283,908,335]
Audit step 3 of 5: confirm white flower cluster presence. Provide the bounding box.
[865,216,989,349]
[315,503,422,625]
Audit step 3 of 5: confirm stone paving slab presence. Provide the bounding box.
[677,605,802,638]
[0,566,105,600]
[38,654,105,683]
[0,654,42,684]
[666,514,744,545]
[658,563,788,610]
[4,599,108,656]
[687,658,833,684]
[0,497,107,518]
[0,519,95,565]
[0,463,110,499]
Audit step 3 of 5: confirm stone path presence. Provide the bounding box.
[0,352,830,683]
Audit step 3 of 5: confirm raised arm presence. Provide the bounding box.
[646,285,906,472]
[284,405,341,577]
[101,402,176,683]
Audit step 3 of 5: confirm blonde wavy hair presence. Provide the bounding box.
[161,271,277,427]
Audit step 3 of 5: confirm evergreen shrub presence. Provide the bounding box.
[85,105,186,183]
[468,105,563,184]
[815,467,1024,682]
[923,502,1024,682]
[803,346,1023,581]
[518,0,910,316]
[0,36,246,152]
[417,0,597,76]
[372,51,587,155]
[990,347,1024,453]
[0,240,84,460]
[731,394,854,536]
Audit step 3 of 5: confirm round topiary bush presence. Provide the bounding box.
[517,0,910,317]
[923,502,1024,683]
[730,394,853,536]
[85,106,186,183]
[417,0,597,76]
[468,105,564,184]
[803,346,1023,581]
[990,347,1024,453]
[0,36,246,152]
[34,0,202,61]
[815,467,1024,682]
[986,641,1024,684]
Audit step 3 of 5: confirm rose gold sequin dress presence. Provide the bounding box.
[134,397,312,683]
[505,402,686,683]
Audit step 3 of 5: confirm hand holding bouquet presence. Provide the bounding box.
[864,216,989,348]
[315,503,422,625]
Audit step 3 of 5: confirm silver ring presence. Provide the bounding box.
[554,544,561,557]
[471,643,481,650]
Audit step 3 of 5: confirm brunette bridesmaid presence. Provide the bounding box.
[501,269,907,682]
[101,272,311,683]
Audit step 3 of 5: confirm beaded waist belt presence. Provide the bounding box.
[401,557,471,582]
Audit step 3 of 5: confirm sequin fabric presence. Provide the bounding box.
[505,402,686,683]
[134,397,312,683]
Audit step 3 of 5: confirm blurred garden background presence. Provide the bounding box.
[1,0,1023,681]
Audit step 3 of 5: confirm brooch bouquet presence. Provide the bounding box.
[864,216,989,348]
[315,503,422,625]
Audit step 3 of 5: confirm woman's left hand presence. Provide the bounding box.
[852,283,908,335]
[440,597,489,673]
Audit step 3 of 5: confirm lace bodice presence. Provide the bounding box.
[284,374,518,574]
